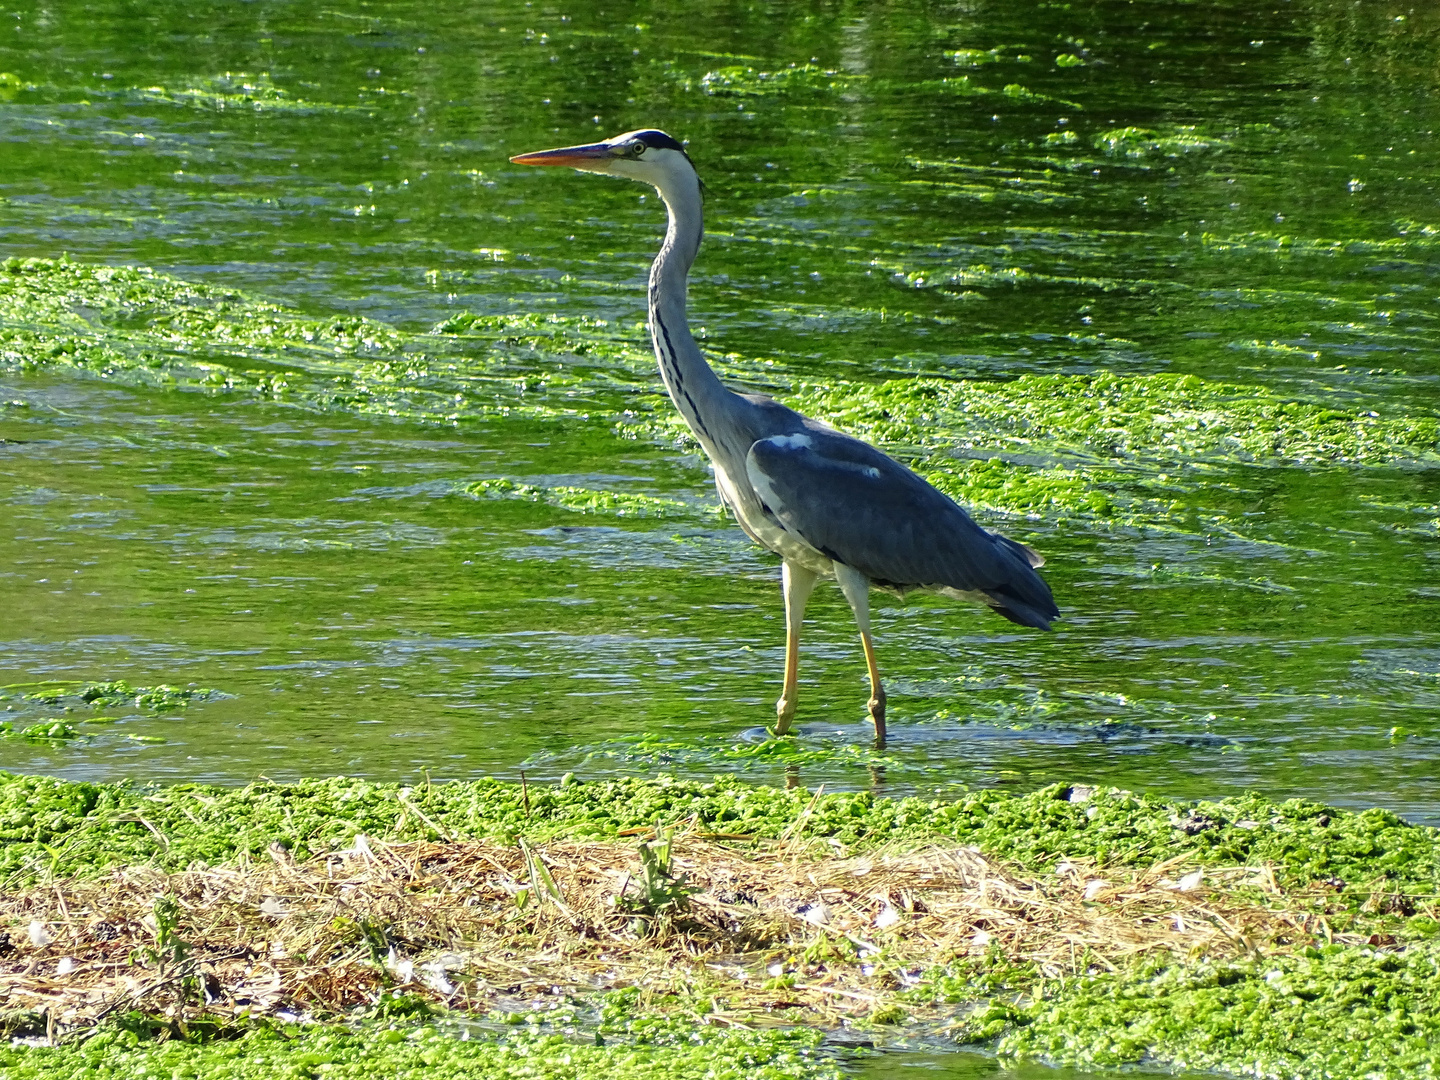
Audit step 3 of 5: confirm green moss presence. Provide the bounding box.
[997,944,1440,1079]
[1,773,1435,898]
[0,1015,837,1080]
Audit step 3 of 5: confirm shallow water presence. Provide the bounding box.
[848,1048,1211,1080]
[1,0,1438,827]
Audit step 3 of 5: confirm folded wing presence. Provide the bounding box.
[745,429,1059,629]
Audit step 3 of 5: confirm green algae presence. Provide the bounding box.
[996,944,1440,1079]
[0,720,83,741]
[699,64,862,97]
[129,72,363,114]
[1091,125,1232,158]
[0,1013,838,1080]
[0,258,659,425]
[5,680,222,710]
[918,458,1134,523]
[900,159,1077,205]
[906,945,1440,1078]
[944,48,1011,67]
[465,479,718,521]
[2,773,1435,900]
[5,253,1435,547]
[789,373,1440,469]
[546,732,905,777]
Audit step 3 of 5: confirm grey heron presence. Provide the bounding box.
[511,129,1058,746]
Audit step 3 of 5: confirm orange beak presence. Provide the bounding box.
[509,141,615,167]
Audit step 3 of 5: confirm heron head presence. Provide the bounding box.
[510,128,698,191]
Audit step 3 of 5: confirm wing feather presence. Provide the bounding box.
[745,429,1058,628]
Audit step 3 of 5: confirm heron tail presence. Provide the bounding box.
[983,536,1060,630]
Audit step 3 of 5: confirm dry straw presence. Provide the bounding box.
[0,827,1372,1039]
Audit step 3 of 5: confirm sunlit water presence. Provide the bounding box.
[847,1048,1213,1080]
[1,0,1438,834]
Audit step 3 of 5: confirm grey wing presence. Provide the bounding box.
[745,430,1059,630]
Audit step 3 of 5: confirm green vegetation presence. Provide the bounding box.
[5,254,1436,546]
[130,71,362,114]
[998,945,1440,1078]
[2,772,1434,897]
[0,771,1436,1078]
[13,256,1431,476]
[465,479,715,520]
[1092,125,1231,158]
[945,48,1009,67]
[613,825,701,933]
[8,679,222,710]
[791,372,1438,469]
[921,457,1132,522]
[0,1009,838,1080]
[567,732,904,776]
[0,257,658,425]
[0,719,83,741]
[699,63,862,96]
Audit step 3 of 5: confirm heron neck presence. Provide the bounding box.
[649,173,733,451]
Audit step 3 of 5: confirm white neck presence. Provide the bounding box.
[645,166,733,452]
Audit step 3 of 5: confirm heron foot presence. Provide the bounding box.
[867,687,887,749]
[774,696,797,736]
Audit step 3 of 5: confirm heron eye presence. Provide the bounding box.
[628,140,646,157]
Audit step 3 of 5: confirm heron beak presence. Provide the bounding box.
[509,141,616,169]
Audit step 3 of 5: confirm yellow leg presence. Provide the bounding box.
[775,619,802,734]
[774,562,817,735]
[860,630,887,747]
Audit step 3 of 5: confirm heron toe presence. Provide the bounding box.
[867,685,887,746]
[775,695,798,735]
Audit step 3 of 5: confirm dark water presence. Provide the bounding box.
[1,0,1438,828]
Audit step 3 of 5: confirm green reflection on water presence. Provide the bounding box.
[0,0,1438,835]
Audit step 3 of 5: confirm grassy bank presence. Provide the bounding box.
[0,771,1438,1078]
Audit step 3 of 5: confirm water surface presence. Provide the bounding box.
[1,0,1438,824]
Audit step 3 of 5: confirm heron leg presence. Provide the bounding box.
[859,630,888,748]
[834,562,886,746]
[774,561,818,735]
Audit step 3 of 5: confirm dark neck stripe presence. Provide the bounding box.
[652,309,712,442]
